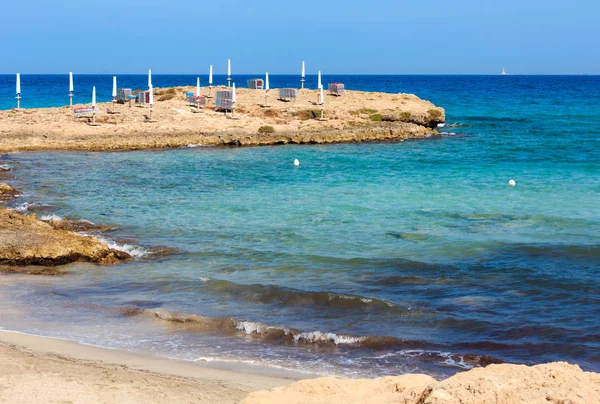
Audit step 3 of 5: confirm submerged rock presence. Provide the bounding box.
[0,207,130,266]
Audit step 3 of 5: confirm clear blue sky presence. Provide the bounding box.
[1,0,598,74]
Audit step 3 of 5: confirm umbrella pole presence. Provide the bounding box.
[301,78,305,89]
[69,92,73,106]
[227,77,231,88]
[16,96,20,110]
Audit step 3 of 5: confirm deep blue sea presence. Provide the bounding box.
[0,75,599,379]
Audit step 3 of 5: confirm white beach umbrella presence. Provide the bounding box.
[209,65,213,86]
[148,69,152,88]
[228,59,231,76]
[319,85,324,105]
[302,61,305,79]
[265,72,270,92]
[92,86,96,109]
[232,83,236,104]
[149,84,154,106]
[196,77,200,96]
[16,73,21,95]
[69,72,74,93]
[317,71,322,90]
[112,76,117,98]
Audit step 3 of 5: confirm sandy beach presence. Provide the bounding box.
[0,330,295,404]
[2,330,598,404]
[0,87,444,152]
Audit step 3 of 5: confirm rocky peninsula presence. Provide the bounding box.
[0,87,444,152]
[0,202,130,267]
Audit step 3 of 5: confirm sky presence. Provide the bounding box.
[1,0,599,74]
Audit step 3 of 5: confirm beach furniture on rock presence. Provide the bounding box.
[69,72,74,106]
[134,91,148,105]
[328,82,345,96]
[247,78,264,89]
[74,106,97,119]
[15,73,21,109]
[117,88,132,103]
[278,88,297,102]
[187,95,207,112]
[215,90,233,112]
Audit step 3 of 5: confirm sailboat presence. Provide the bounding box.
[501,67,509,75]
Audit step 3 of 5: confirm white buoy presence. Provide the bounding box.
[509,179,516,187]
[294,159,300,166]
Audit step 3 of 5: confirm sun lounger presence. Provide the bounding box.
[328,83,345,96]
[278,88,297,102]
[74,107,97,118]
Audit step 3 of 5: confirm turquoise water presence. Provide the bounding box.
[1,75,599,378]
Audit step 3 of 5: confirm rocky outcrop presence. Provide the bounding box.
[0,207,130,266]
[241,362,600,404]
[0,88,445,153]
[0,182,18,200]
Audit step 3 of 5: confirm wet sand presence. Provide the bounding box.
[0,330,298,404]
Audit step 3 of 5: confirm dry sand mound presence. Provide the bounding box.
[241,362,600,404]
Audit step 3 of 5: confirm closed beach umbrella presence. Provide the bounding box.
[149,85,154,106]
[16,73,21,95]
[232,83,236,104]
[209,65,213,86]
[196,77,200,96]
[319,85,324,105]
[265,72,269,92]
[317,71,322,89]
[112,76,117,99]
[148,69,152,88]
[69,72,74,93]
[92,86,96,109]
[228,59,231,77]
[302,61,305,79]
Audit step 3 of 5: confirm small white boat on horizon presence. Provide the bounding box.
[501,67,509,75]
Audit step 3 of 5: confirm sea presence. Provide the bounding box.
[0,74,599,379]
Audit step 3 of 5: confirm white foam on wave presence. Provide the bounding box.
[0,164,12,170]
[93,235,150,258]
[40,213,63,221]
[198,277,211,283]
[294,331,366,345]
[328,292,373,304]
[13,202,31,212]
[327,292,395,307]
[236,321,293,336]
[396,349,475,370]
[186,143,203,148]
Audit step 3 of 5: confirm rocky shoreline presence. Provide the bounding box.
[0,205,130,266]
[0,87,444,152]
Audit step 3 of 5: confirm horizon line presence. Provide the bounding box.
[0,73,598,76]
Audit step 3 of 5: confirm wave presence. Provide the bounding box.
[40,213,63,221]
[13,202,31,212]
[51,299,504,369]
[134,307,503,366]
[93,236,150,259]
[197,277,399,312]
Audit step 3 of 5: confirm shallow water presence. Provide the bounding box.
[1,75,599,378]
